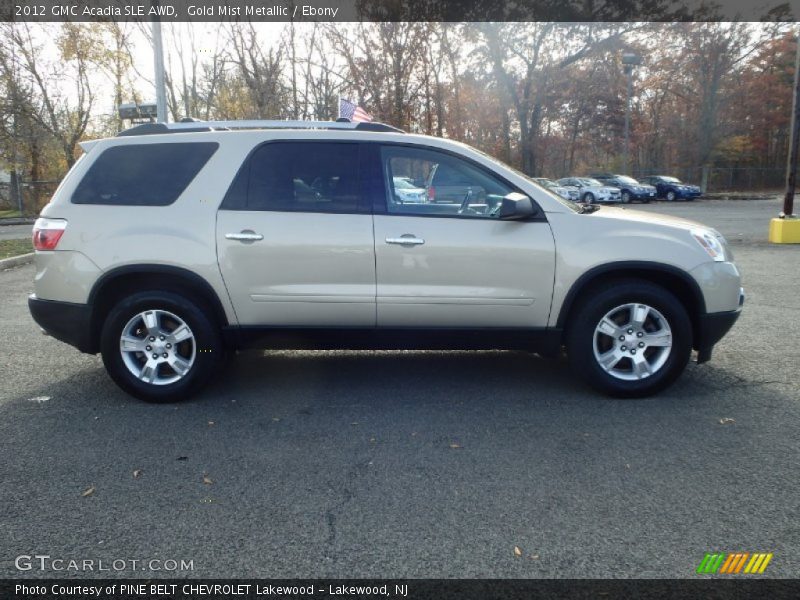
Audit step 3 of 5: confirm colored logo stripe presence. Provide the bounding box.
[697,552,773,574]
[697,553,725,574]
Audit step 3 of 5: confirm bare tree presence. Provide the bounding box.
[3,23,98,168]
[227,23,287,119]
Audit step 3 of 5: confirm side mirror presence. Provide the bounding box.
[498,192,538,220]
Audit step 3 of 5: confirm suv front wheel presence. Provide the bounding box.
[100,291,224,402]
[566,280,692,398]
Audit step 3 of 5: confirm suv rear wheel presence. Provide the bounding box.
[100,291,223,402]
[565,280,692,398]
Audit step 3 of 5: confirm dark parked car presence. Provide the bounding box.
[639,175,702,201]
[590,174,656,204]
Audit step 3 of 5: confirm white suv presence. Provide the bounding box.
[28,120,743,402]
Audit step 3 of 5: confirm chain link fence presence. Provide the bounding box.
[634,167,785,192]
[0,180,59,217]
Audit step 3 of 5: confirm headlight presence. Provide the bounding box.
[691,228,726,262]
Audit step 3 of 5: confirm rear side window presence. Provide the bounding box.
[222,142,363,213]
[71,142,218,206]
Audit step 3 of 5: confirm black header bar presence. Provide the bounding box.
[2,0,799,23]
[3,579,800,600]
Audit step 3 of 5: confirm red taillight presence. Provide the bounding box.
[32,218,67,251]
[427,186,435,201]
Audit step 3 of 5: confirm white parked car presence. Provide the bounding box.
[556,177,622,204]
[29,119,742,402]
[391,176,427,204]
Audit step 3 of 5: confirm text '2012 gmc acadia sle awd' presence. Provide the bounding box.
[28,120,743,402]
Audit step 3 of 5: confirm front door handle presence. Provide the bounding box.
[225,230,264,242]
[386,235,425,246]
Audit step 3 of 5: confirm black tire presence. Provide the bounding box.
[621,191,631,204]
[100,291,224,402]
[666,190,677,202]
[565,280,692,398]
[583,192,595,204]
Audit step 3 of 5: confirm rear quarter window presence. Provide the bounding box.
[71,142,218,206]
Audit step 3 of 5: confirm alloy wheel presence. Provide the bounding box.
[119,309,196,385]
[592,303,673,381]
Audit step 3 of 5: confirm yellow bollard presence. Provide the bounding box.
[768,217,800,243]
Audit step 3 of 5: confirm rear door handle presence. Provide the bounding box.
[225,231,264,242]
[386,235,425,246]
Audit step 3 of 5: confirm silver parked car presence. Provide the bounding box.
[532,177,580,202]
[556,177,621,204]
[29,119,742,401]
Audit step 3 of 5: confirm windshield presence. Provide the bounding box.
[616,176,639,184]
[578,178,603,186]
[472,149,582,212]
[661,176,681,183]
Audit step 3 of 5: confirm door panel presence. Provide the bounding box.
[216,141,376,326]
[373,215,555,327]
[375,144,556,328]
[217,211,375,326]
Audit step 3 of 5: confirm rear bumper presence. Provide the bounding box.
[28,294,95,354]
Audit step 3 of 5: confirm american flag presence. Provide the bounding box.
[339,98,373,123]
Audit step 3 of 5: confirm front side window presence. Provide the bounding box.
[240,142,362,213]
[72,142,218,206]
[381,146,514,218]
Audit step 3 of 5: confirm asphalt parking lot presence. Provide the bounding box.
[1,198,798,579]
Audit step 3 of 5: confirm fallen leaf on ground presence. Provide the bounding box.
[272,417,281,422]
[176,456,188,461]
[719,418,735,425]
[449,443,461,449]
[27,396,50,403]
[208,420,215,426]
[202,474,213,485]
[133,469,143,479]
[514,546,522,557]
[530,554,540,560]
[81,486,95,497]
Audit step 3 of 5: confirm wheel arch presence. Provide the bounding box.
[556,262,706,346]
[87,265,230,354]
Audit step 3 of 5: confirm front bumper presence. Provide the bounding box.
[675,189,702,199]
[28,294,95,354]
[694,288,744,363]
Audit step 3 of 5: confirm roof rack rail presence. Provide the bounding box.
[116,119,404,137]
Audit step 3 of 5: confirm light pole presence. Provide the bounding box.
[622,52,642,175]
[151,1,168,123]
[769,28,800,243]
